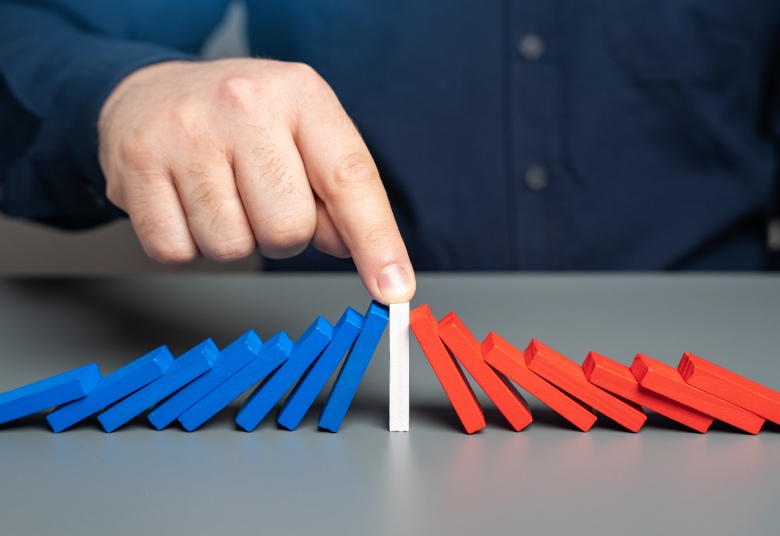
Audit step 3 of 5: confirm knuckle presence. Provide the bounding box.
[257,212,315,257]
[216,75,256,112]
[169,99,203,134]
[116,131,159,166]
[285,62,325,94]
[205,235,256,262]
[133,214,197,265]
[151,246,198,265]
[266,226,312,252]
[145,238,198,265]
[154,248,198,266]
[327,152,378,193]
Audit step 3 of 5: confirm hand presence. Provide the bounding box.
[98,58,415,303]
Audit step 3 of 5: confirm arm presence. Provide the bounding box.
[0,2,199,228]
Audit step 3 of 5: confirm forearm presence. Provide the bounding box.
[0,2,195,227]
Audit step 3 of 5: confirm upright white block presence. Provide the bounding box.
[389,302,410,431]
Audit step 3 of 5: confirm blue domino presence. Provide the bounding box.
[148,331,262,430]
[178,332,293,432]
[277,308,363,430]
[97,339,218,432]
[47,347,174,433]
[0,363,101,426]
[236,317,333,432]
[319,301,389,432]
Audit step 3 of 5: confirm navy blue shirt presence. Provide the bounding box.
[1,0,779,271]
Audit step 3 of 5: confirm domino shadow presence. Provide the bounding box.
[0,412,50,432]
[762,420,780,433]
[6,279,207,361]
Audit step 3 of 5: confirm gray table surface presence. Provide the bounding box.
[0,274,778,535]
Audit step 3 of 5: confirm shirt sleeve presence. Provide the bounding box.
[0,2,197,229]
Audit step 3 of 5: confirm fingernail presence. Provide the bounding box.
[377,265,413,301]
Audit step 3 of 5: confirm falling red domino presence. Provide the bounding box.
[410,305,485,434]
[678,352,780,427]
[582,351,713,433]
[524,339,646,432]
[438,312,532,432]
[631,353,765,434]
[483,332,597,432]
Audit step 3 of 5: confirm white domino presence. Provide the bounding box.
[389,302,410,432]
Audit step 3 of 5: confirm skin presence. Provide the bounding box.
[98,58,416,304]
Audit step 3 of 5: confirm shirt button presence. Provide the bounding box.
[518,34,545,61]
[524,164,549,192]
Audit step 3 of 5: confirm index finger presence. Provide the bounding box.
[291,83,416,304]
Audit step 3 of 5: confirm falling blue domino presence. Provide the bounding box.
[148,331,262,430]
[236,317,333,432]
[178,332,293,432]
[277,308,363,430]
[97,339,219,432]
[47,347,174,433]
[319,301,389,432]
[0,363,101,425]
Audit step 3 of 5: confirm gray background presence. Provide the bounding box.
[0,274,778,535]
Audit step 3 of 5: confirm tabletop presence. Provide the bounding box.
[0,274,779,535]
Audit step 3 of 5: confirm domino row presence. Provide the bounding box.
[411,304,780,434]
[0,302,389,433]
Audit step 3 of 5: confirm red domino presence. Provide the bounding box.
[524,339,647,432]
[483,332,597,432]
[583,351,713,433]
[631,353,765,434]
[678,352,780,427]
[410,305,486,434]
[438,312,533,432]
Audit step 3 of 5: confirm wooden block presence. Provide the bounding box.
[389,302,410,432]
[277,308,363,431]
[98,340,218,433]
[47,347,174,433]
[410,304,485,434]
[237,317,333,432]
[678,352,780,426]
[483,332,596,432]
[319,302,389,432]
[438,312,532,431]
[0,363,101,426]
[632,353,765,434]
[525,339,646,432]
[178,333,292,432]
[583,351,713,433]
[148,331,261,430]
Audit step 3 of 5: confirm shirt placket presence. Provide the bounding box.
[507,0,564,269]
